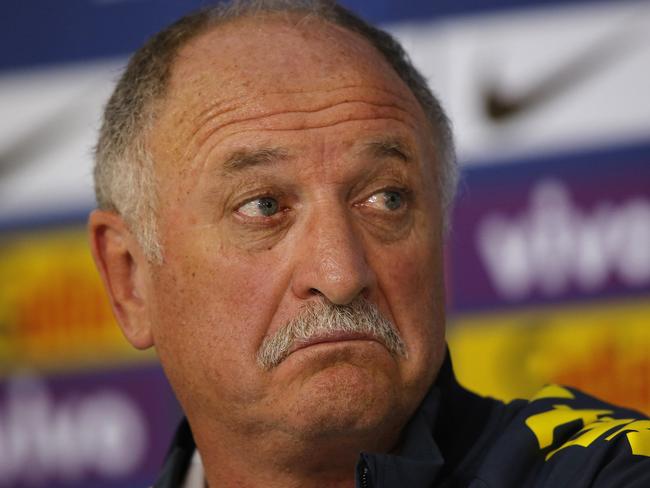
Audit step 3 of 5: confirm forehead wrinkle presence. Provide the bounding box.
[177,99,244,166]
[237,84,415,105]
[181,82,421,148]
[193,97,247,135]
[192,112,420,182]
[191,100,418,157]
[238,115,418,133]
[190,84,414,123]
[194,114,418,178]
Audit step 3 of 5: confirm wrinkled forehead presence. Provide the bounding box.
[153,14,423,133]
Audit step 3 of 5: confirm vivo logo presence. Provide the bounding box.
[477,179,650,301]
[0,376,147,486]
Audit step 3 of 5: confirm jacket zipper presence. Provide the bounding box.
[360,463,370,488]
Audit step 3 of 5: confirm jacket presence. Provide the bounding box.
[153,355,650,487]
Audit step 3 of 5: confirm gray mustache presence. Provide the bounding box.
[257,298,407,370]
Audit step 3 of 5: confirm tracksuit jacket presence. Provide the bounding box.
[153,355,650,487]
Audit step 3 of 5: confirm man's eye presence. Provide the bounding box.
[237,197,280,217]
[366,190,404,211]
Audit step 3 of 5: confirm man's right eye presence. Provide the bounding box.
[237,197,280,217]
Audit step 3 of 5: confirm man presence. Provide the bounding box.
[88,1,650,487]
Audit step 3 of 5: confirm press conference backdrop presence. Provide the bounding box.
[1,1,649,486]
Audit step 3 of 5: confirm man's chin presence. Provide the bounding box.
[274,347,406,441]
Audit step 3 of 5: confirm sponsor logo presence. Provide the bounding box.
[477,179,650,301]
[0,375,147,486]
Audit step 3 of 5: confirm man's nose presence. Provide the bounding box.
[291,207,375,305]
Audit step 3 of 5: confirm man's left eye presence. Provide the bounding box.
[237,197,280,217]
[365,190,404,211]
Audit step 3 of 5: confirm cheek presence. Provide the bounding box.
[148,243,289,400]
[375,234,445,355]
[158,256,279,343]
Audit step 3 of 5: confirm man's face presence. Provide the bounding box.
[145,16,447,447]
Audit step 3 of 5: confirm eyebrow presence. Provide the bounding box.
[221,147,290,173]
[361,137,413,164]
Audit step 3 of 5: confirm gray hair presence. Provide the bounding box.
[257,296,406,370]
[94,0,457,262]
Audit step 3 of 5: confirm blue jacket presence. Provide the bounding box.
[154,355,650,487]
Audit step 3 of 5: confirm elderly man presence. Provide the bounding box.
[88,1,650,487]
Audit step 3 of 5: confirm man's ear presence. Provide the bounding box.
[88,209,154,349]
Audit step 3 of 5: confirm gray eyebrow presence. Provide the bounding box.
[222,147,290,173]
[361,137,413,164]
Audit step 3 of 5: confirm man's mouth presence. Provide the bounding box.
[289,331,381,355]
[256,298,407,370]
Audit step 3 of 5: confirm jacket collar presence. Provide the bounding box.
[357,383,444,487]
[153,417,197,488]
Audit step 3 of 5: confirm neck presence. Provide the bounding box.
[191,416,402,488]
